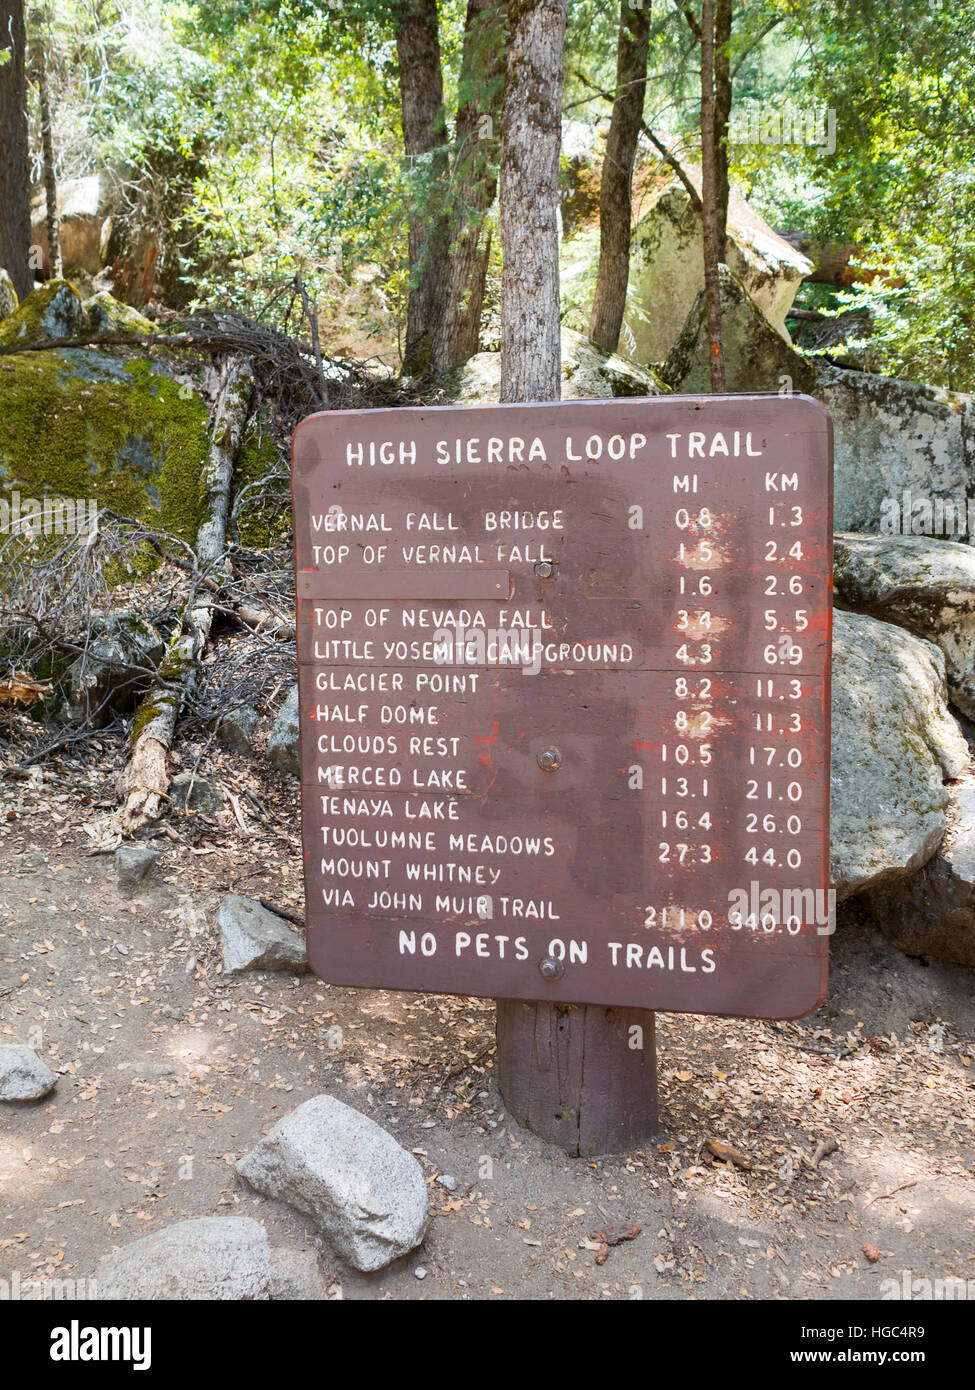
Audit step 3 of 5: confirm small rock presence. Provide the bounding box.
[114,844,159,889]
[269,1247,329,1301]
[236,1095,429,1272]
[131,1062,177,1079]
[436,1174,458,1191]
[266,686,300,775]
[414,1266,427,1280]
[216,705,259,755]
[218,894,308,975]
[170,772,225,814]
[94,1216,272,1300]
[0,1045,58,1101]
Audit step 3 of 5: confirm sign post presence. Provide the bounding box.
[292,395,832,1155]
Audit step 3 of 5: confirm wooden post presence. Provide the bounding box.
[496,1001,659,1157]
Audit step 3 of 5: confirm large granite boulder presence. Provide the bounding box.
[853,776,975,966]
[831,610,968,900]
[660,263,817,394]
[816,366,975,535]
[834,532,975,718]
[0,1045,58,1101]
[444,326,668,405]
[561,176,812,365]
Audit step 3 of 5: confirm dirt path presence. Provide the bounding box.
[2,760,973,1301]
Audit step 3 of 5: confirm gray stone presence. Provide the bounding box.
[114,844,159,889]
[815,365,975,535]
[267,686,300,775]
[834,532,975,718]
[94,1216,272,1300]
[660,263,817,394]
[436,1174,458,1191]
[0,269,18,320]
[65,612,164,726]
[561,177,811,364]
[269,1246,329,1300]
[170,772,225,815]
[216,704,259,755]
[236,1095,429,1272]
[854,777,975,966]
[831,610,968,900]
[444,326,668,406]
[218,894,308,975]
[0,1045,58,1101]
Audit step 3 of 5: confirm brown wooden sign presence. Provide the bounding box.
[292,395,832,1019]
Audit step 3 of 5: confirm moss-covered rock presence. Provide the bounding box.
[0,347,211,542]
[0,279,88,346]
[229,419,286,547]
[84,291,155,337]
[0,270,17,320]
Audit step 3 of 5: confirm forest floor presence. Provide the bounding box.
[1,731,974,1302]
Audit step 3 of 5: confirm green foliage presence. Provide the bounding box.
[789,0,975,389]
[21,0,975,389]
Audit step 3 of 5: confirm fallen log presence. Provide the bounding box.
[120,356,255,832]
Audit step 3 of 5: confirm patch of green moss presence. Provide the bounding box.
[231,420,288,547]
[130,694,173,742]
[0,348,210,544]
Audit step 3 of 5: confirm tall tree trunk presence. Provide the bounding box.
[395,0,448,375]
[0,0,33,299]
[499,0,567,402]
[428,0,506,373]
[713,0,732,259]
[30,17,61,279]
[588,0,651,353]
[699,0,725,392]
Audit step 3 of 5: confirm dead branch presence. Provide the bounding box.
[120,355,255,831]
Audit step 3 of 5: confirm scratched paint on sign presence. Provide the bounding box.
[292,395,832,1018]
